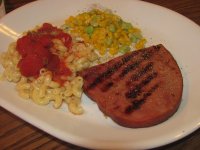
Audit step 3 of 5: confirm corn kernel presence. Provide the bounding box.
[65,9,146,56]
[109,47,118,55]
[99,47,107,55]
[135,39,147,49]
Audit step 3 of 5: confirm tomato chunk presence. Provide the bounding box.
[18,54,44,77]
[46,54,60,72]
[16,35,35,57]
[16,23,73,85]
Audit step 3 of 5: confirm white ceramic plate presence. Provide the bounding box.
[0,0,200,149]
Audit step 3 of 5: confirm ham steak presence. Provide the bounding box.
[79,44,183,128]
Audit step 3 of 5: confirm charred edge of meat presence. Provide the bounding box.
[125,72,158,99]
[86,46,158,90]
[125,84,159,114]
[121,51,140,63]
[82,72,90,80]
[129,62,154,82]
[87,62,122,89]
[142,47,156,59]
[141,46,160,60]
[87,51,139,90]
[153,45,161,50]
[101,81,114,92]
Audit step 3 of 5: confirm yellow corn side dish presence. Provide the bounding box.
[64,9,146,55]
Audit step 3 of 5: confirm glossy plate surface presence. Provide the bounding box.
[0,0,200,149]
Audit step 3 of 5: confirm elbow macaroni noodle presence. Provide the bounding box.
[0,30,103,115]
[0,8,146,115]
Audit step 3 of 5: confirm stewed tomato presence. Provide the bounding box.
[16,23,72,85]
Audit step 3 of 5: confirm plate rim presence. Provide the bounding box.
[0,0,200,149]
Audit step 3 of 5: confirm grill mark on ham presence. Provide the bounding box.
[119,50,156,78]
[119,61,141,78]
[86,51,140,90]
[79,44,183,128]
[125,84,159,114]
[101,81,114,92]
[129,62,154,82]
[98,50,158,93]
[125,72,158,99]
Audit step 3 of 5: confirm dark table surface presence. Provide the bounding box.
[0,0,200,149]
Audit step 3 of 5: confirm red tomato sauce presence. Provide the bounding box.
[16,23,72,85]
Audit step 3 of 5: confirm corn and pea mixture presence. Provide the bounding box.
[64,9,146,56]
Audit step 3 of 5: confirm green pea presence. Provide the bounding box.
[85,26,94,36]
[133,32,142,39]
[122,22,132,30]
[129,34,138,43]
[119,45,131,54]
[109,24,116,32]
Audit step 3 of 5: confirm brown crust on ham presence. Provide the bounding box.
[79,44,183,128]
